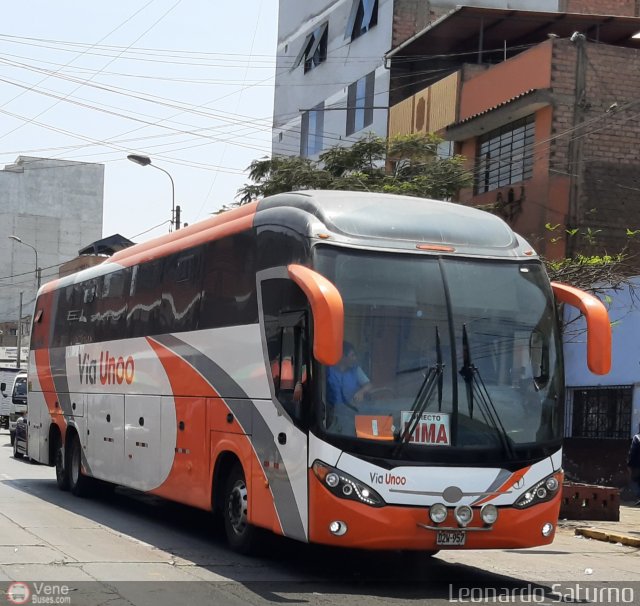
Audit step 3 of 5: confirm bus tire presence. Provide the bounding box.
[55,438,70,491]
[223,463,259,554]
[68,435,92,497]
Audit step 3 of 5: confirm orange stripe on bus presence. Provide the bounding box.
[33,292,68,434]
[118,213,255,269]
[146,336,220,509]
[109,202,258,266]
[473,466,532,507]
[145,337,282,534]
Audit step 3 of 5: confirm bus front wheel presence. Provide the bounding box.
[68,435,92,497]
[223,463,259,554]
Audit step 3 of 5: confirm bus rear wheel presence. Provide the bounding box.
[55,436,70,491]
[223,463,259,554]
[68,435,92,497]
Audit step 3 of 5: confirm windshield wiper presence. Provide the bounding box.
[394,327,444,455]
[459,325,516,460]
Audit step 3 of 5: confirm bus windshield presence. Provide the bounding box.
[313,246,563,463]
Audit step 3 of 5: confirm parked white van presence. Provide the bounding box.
[0,367,20,429]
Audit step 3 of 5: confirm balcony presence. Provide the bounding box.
[388,71,460,138]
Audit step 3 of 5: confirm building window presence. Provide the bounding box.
[475,115,535,194]
[294,22,328,73]
[347,0,378,41]
[346,72,375,136]
[301,103,325,157]
[570,386,632,439]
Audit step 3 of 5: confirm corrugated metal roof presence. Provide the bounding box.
[450,89,537,128]
[387,6,640,60]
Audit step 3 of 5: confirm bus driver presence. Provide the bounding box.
[326,341,372,432]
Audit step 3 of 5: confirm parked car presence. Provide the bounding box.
[9,371,27,446]
[13,415,27,459]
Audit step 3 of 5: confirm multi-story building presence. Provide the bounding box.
[273,0,586,159]
[0,156,104,323]
[386,5,640,260]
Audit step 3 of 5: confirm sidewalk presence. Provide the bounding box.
[559,504,640,548]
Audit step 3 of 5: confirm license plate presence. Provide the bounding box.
[436,530,466,546]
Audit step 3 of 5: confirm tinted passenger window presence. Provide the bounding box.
[200,233,257,329]
[95,268,130,342]
[160,249,203,333]
[128,260,164,337]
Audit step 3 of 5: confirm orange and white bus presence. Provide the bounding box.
[27,190,610,553]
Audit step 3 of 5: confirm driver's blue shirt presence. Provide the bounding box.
[326,366,369,405]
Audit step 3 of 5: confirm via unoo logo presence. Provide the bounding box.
[78,351,135,385]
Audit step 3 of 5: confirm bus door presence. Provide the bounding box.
[256,272,312,541]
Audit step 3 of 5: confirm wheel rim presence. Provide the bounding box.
[227,479,248,536]
[71,442,80,486]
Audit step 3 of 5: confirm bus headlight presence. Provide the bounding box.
[514,473,562,509]
[480,504,498,525]
[429,503,448,524]
[312,461,385,508]
[454,505,473,527]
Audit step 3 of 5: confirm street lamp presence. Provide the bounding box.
[127,154,179,231]
[8,235,40,289]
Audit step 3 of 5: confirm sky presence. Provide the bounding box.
[0,0,278,243]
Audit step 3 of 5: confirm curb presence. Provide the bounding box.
[575,527,640,548]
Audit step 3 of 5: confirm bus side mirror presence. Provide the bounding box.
[551,282,611,375]
[287,264,344,366]
[0,383,5,395]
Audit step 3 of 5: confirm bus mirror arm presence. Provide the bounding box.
[287,264,344,366]
[551,282,611,375]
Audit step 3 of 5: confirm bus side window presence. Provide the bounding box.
[161,250,203,333]
[261,278,310,422]
[96,268,130,342]
[269,314,308,420]
[128,260,164,338]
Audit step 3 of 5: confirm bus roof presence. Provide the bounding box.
[255,190,534,258]
[43,191,535,294]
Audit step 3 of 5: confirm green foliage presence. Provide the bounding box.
[237,133,472,204]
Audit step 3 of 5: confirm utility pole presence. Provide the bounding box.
[16,292,22,370]
[175,205,181,230]
[567,32,587,257]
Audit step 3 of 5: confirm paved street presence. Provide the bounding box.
[0,429,638,605]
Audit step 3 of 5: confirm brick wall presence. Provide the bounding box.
[550,39,640,258]
[564,438,632,493]
[560,0,639,16]
[392,0,450,48]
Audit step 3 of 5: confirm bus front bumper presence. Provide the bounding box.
[308,472,561,551]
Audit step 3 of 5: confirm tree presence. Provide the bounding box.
[236,133,633,296]
[237,133,472,204]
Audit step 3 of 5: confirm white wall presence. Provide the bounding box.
[0,156,104,323]
[563,278,640,437]
[273,0,394,157]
